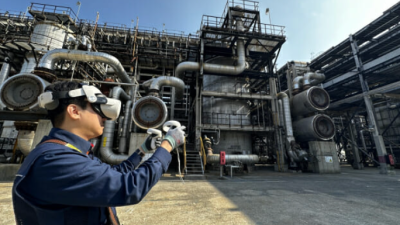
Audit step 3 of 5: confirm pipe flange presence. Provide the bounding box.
[0,73,49,111]
[308,86,330,110]
[33,67,58,82]
[132,96,168,129]
[313,114,335,140]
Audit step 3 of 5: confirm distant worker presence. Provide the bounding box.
[12,81,186,225]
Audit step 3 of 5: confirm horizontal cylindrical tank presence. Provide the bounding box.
[207,154,259,164]
[293,114,335,141]
[132,96,168,129]
[291,86,330,117]
[0,73,49,110]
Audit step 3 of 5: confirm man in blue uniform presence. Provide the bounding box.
[12,81,186,225]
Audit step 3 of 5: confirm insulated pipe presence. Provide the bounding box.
[17,130,35,156]
[292,76,304,94]
[38,49,131,83]
[278,99,285,127]
[175,40,246,78]
[175,18,246,78]
[0,58,11,84]
[100,88,132,163]
[99,120,129,164]
[207,154,259,164]
[148,76,185,100]
[112,86,131,102]
[277,92,308,163]
[277,92,294,138]
[118,100,132,154]
[303,72,325,89]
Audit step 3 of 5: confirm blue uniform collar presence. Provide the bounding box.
[46,128,92,154]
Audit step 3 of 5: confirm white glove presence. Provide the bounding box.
[163,126,186,149]
[141,133,162,153]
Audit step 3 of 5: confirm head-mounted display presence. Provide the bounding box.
[38,85,121,121]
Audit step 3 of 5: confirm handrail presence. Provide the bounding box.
[199,136,207,166]
[183,137,187,174]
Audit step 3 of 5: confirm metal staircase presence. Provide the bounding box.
[184,143,204,176]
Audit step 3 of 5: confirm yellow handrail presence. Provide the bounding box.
[199,137,207,166]
[183,137,187,172]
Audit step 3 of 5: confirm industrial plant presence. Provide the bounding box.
[0,0,399,178]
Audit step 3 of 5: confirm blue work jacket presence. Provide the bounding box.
[12,128,172,225]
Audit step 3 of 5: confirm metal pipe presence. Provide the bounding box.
[277,92,294,138]
[175,39,246,77]
[148,76,185,100]
[207,154,259,164]
[17,130,35,156]
[292,76,304,94]
[278,99,285,127]
[99,120,128,164]
[99,88,132,164]
[277,92,308,163]
[112,86,130,102]
[0,58,10,84]
[38,49,131,83]
[139,64,158,70]
[118,100,132,154]
[303,72,325,88]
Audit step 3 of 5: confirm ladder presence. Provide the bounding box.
[184,143,204,176]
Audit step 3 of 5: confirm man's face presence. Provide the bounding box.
[80,102,107,139]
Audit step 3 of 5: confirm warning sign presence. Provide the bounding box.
[325,156,333,163]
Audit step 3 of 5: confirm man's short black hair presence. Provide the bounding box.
[44,81,88,127]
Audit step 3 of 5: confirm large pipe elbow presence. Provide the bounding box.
[175,62,200,78]
[112,86,131,102]
[292,76,304,94]
[149,76,185,100]
[38,49,131,84]
[99,120,129,165]
[175,40,246,77]
[303,72,325,88]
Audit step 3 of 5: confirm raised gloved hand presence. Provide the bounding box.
[163,126,186,149]
[141,129,162,153]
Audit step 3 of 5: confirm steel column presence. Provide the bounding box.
[349,34,390,174]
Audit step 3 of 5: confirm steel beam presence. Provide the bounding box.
[322,47,400,88]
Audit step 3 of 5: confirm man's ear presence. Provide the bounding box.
[65,104,81,120]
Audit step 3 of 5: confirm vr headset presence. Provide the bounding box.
[38,85,121,121]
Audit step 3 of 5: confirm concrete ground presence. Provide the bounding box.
[1,165,400,225]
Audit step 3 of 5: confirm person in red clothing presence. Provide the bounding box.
[12,81,186,225]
